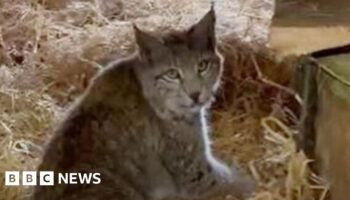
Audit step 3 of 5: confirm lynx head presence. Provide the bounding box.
[133,8,223,119]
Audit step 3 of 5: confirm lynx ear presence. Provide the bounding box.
[133,24,167,61]
[187,6,216,51]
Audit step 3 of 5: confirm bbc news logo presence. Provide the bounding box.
[5,171,101,186]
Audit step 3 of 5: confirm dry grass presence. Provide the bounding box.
[0,0,327,200]
[212,43,328,200]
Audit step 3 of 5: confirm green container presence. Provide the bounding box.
[297,45,350,200]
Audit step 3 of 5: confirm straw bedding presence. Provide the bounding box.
[0,0,327,199]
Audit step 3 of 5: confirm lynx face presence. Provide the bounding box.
[134,9,223,119]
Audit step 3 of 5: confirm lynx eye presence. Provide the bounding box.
[198,60,211,73]
[164,69,180,80]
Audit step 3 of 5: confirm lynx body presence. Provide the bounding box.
[33,8,255,200]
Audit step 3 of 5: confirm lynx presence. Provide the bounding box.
[33,7,255,200]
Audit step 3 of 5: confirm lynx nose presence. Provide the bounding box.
[190,92,200,103]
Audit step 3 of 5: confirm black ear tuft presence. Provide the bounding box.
[187,5,216,51]
[210,1,215,12]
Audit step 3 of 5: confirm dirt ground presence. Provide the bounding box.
[274,0,350,26]
[271,0,350,56]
